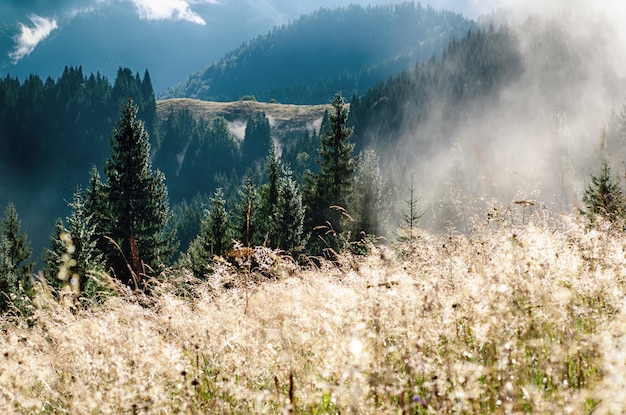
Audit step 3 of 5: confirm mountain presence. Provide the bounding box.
[162,2,475,104]
[0,1,459,96]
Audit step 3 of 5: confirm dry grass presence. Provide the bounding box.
[2,211,626,413]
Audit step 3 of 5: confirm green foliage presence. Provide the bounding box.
[163,3,475,104]
[581,157,626,225]
[351,149,388,239]
[89,100,176,289]
[272,167,306,256]
[281,130,321,182]
[233,177,259,248]
[171,194,211,254]
[256,145,282,247]
[187,189,232,277]
[349,27,523,152]
[242,112,272,168]
[43,189,107,297]
[305,92,357,255]
[0,66,157,256]
[0,203,34,314]
[175,116,241,202]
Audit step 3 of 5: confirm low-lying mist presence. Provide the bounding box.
[393,1,626,231]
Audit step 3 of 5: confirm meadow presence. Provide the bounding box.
[1,206,626,414]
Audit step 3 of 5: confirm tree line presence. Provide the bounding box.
[0,92,402,313]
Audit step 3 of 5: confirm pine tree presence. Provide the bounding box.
[581,157,626,225]
[273,167,306,255]
[0,203,34,313]
[187,188,232,277]
[398,175,423,241]
[89,99,176,289]
[305,92,357,255]
[43,189,106,296]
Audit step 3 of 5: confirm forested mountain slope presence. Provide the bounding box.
[162,2,475,104]
[346,16,626,230]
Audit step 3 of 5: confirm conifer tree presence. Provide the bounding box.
[273,167,306,255]
[242,112,272,168]
[352,149,387,239]
[234,177,259,247]
[187,188,232,277]
[0,203,34,313]
[257,144,282,247]
[305,92,357,255]
[89,99,175,289]
[43,189,106,295]
[581,157,626,225]
[398,175,423,241]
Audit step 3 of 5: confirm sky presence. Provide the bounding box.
[0,0,494,66]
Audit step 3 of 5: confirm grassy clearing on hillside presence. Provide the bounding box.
[1,211,626,414]
[156,98,334,145]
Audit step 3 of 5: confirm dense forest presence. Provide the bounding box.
[163,2,475,103]
[2,13,626,306]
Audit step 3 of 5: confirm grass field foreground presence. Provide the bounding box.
[1,213,626,413]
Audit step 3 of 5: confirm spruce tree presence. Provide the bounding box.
[187,188,232,277]
[305,92,357,255]
[43,189,106,295]
[89,99,175,289]
[273,167,306,255]
[0,203,34,313]
[581,157,626,225]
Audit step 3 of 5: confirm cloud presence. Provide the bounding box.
[9,14,57,63]
[130,0,218,25]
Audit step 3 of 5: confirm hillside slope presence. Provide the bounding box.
[162,3,475,104]
[157,98,334,147]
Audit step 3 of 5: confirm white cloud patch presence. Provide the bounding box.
[9,14,58,63]
[130,0,218,25]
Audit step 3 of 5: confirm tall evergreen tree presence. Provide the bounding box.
[0,203,34,313]
[187,188,232,277]
[43,189,106,294]
[273,167,306,255]
[305,92,357,255]
[581,157,626,225]
[89,99,175,289]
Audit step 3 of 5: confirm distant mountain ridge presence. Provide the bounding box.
[162,2,475,104]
